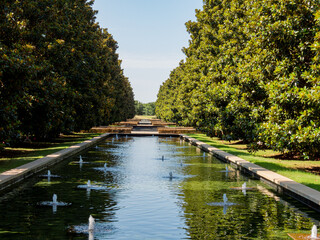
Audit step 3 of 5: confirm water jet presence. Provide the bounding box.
[288,225,320,239]
[88,215,95,232]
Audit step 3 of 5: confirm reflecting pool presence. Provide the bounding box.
[0,136,318,239]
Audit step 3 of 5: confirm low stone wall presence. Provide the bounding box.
[0,133,110,192]
[158,127,196,134]
[151,120,176,126]
[180,134,320,212]
[89,127,132,133]
[119,121,139,126]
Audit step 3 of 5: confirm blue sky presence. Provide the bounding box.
[92,0,203,103]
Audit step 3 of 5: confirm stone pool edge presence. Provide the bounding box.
[180,134,320,212]
[0,133,110,192]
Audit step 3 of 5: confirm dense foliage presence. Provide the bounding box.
[156,0,320,158]
[134,100,155,116]
[0,0,135,145]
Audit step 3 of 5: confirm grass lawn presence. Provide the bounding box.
[0,133,101,174]
[188,133,320,192]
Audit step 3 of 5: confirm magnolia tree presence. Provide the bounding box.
[156,0,320,158]
[0,0,135,145]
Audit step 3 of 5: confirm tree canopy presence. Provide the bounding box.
[156,0,320,158]
[0,0,135,145]
[134,101,155,116]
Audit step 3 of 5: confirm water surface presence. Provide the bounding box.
[0,136,318,239]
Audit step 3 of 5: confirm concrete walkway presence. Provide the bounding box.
[181,134,320,212]
[0,133,110,192]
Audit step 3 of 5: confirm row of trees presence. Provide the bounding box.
[156,0,320,158]
[0,0,135,144]
[134,101,155,116]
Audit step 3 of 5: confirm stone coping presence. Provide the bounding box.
[0,133,110,192]
[180,134,320,212]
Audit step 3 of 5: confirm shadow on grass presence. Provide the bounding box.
[0,133,100,174]
[190,134,253,158]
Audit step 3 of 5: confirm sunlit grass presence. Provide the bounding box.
[0,133,101,174]
[188,133,320,191]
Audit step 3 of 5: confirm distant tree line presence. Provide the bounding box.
[134,101,155,116]
[0,0,135,145]
[156,0,320,158]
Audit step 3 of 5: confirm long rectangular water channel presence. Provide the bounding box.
[0,136,319,239]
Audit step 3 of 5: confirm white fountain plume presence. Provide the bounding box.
[86,188,91,198]
[104,163,107,171]
[39,170,60,179]
[311,225,318,239]
[39,193,71,214]
[207,193,237,214]
[223,193,228,205]
[52,194,58,213]
[242,183,247,196]
[52,194,57,205]
[89,231,94,240]
[226,166,229,172]
[223,204,227,215]
[203,152,205,157]
[88,215,95,232]
[78,156,83,170]
[47,170,51,182]
[52,205,57,213]
[77,180,105,191]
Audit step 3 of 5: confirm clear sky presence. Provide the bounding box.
[92,0,203,103]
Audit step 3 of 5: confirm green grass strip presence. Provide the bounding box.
[0,133,101,174]
[188,133,320,192]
